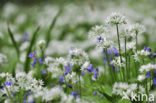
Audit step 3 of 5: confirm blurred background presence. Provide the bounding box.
[0,0,156,71]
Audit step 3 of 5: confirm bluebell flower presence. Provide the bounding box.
[1,86,5,90]
[23,100,26,103]
[28,52,35,58]
[42,70,47,75]
[97,36,102,42]
[93,91,97,95]
[39,58,43,64]
[111,64,115,71]
[153,78,156,85]
[144,46,151,53]
[99,94,103,98]
[59,76,64,83]
[5,81,12,86]
[111,48,119,57]
[81,72,85,76]
[64,64,72,75]
[71,91,79,97]
[107,50,111,56]
[67,84,72,88]
[154,70,156,73]
[87,64,94,73]
[93,68,98,79]
[11,92,15,98]
[146,72,150,78]
[31,62,36,66]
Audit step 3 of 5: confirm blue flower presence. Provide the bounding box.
[93,68,98,79]
[67,84,72,88]
[93,91,97,95]
[144,46,151,53]
[71,91,79,97]
[87,64,94,73]
[99,94,103,98]
[39,58,43,64]
[64,64,72,75]
[42,70,47,75]
[31,62,36,66]
[154,70,156,73]
[28,52,36,58]
[81,72,85,76]
[59,76,64,83]
[111,48,119,57]
[5,81,12,86]
[146,72,150,78]
[153,78,156,85]
[97,36,102,42]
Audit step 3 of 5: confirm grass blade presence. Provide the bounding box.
[7,25,20,58]
[45,7,63,48]
[24,26,40,73]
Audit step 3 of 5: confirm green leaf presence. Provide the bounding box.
[24,26,40,73]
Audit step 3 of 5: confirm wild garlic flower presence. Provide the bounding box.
[113,82,145,98]
[38,39,46,48]
[137,75,146,82]
[126,41,136,51]
[68,48,89,66]
[133,49,150,62]
[96,37,112,49]
[111,57,125,68]
[34,87,74,103]
[65,72,83,84]
[139,63,156,73]
[127,23,145,36]
[106,12,128,25]
[88,25,108,38]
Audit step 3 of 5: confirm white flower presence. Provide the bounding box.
[88,25,108,38]
[106,12,128,25]
[96,37,112,49]
[111,57,125,68]
[126,41,136,51]
[137,75,146,82]
[38,39,46,48]
[139,63,156,73]
[127,23,145,36]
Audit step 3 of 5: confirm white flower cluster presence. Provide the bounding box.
[139,63,156,73]
[96,37,113,49]
[88,25,108,38]
[126,41,136,51]
[0,72,43,98]
[35,87,74,103]
[106,12,128,25]
[65,72,83,84]
[113,82,145,97]
[127,23,145,36]
[111,57,126,68]
[68,48,89,66]
[133,49,150,62]
[137,75,146,82]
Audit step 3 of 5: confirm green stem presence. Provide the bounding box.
[116,24,122,63]
[105,48,114,83]
[79,75,81,97]
[125,37,127,81]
